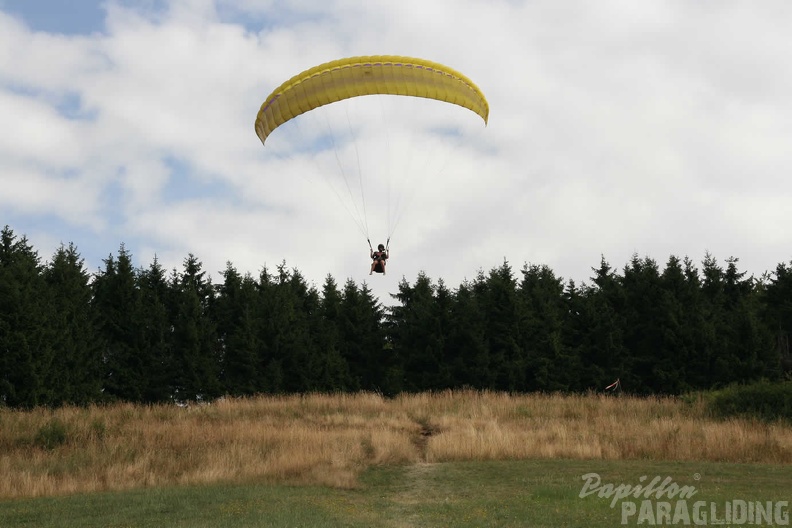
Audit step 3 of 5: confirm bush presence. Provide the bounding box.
[707,381,792,422]
[34,419,69,450]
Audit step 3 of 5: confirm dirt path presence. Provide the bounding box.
[374,417,446,526]
[386,463,441,528]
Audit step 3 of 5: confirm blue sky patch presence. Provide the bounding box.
[2,0,107,35]
[55,91,98,120]
[160,156,237,204]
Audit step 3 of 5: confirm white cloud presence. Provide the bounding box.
[2,0,792,300]
[0,90,88,166]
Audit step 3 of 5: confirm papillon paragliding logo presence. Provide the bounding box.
[579,473,790,526]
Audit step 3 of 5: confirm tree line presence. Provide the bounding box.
[1,225,790,408]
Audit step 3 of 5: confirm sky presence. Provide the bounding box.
[2,0,791,304]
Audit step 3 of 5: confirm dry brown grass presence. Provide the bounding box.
[1,390,790,499]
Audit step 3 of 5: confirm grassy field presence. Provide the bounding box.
[1,391,790,526]
[1,459,790,527]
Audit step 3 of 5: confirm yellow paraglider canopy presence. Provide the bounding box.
[254,55,489,145]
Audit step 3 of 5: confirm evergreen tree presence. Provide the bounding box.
[5,221,792,404]
[254,266,282,392]
[167,254,221,401]
[43,243,102,404]
[720,258,776,382]
[0,227,51,407]
[432,279,456,389]
[253,263,318,393]
[389,273,446,391]
[214,263,260,396]
[560,279,595,390]
[584,257,629,390]
[621,255,672,393]
[314,275,353,391]
[444,280,488,389]
[518,264,578,391]
[281,267,321,392]
[136,257,173,402]
[698,252,730,386]
[339,279,385,391]
[474,262,523,391]
[678,257,714,389]
[764,261,792,377]
[655,255,698,392]
[92,245,142,401]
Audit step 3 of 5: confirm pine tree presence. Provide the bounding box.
[460,262,522,391]
[0,227,51,407]
[43,243,102,405]
[432,279,456,389]
[92,245,142,401]
[678,257,714,389]
[136,257,173,402]
[698,252,731,386]
[442,280,488,389]
[315,275,353,391]
[561,279,594,390]
[518,264,578,391]
[255,266,282,392]
[764,261,792,377]
[167,254,220,401]
[252,263,319,393]
[654,255,698,392]
[339,279,385,391]
[721,257,776,383]
[622,255,677,393]
[5,221,791,402]
[281,267,321,392]
[214,263,260,396]
[584,257,629,391]
[389,273,445,391]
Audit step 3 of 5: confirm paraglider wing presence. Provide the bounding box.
[254,55,489,145]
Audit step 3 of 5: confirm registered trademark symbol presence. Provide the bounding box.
[693,473,701,480]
